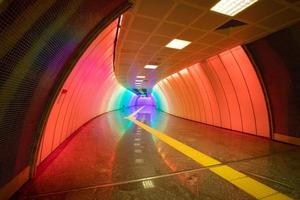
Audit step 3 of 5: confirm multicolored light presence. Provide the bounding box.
[37,20,137,166]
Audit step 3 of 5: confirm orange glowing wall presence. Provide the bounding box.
[153,46,270,137]
[36,20,137,166]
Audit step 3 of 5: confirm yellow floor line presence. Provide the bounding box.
[125,106,145,119]
[125,109,293,200]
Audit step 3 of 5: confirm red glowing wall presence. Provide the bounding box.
[153,46,270,137]
[36,20,136,166]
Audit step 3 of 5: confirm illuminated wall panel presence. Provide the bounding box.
[219,50,256,134]
[37,20,136,166]
[153,46,270,137]
[179,69,201,121]
[204,61,231,129]
[136,96,155,106]
[231,47,269,137]
[207,56,242,131]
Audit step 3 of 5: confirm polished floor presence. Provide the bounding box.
[15,106,300,200]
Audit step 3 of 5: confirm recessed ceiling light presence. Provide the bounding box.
[210,0,258,16]
[165,39,191,49]
[136,75,146,79]
[144,65,158,69]
[135,80,143,82]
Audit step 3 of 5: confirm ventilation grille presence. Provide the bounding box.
[216,19,247,30]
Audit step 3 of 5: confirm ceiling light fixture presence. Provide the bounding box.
[166,39,191,49]
[210,0,258,16]
[135,80,143,82]
[144,65,158,69]
[136,75,146,79]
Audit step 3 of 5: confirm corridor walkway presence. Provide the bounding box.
[15,107,300,200]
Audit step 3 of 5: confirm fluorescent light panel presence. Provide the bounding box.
[166,39,191,49]
[210,0,258,16]
[135,80,143,82]
[142,180,155,189]
[144,65,158,69]
[136,75,146,79]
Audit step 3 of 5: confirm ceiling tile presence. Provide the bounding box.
[147,35,171,46]
[214,38,241,49]
[173,50,193,59]
[197,32,225,44]
[138,45,160,55]
[136,54,151,59]
[201,46,222,55]
[155,22,185,37]
[259,8,300,30]
[180,0,218,8]
[125,30,150,43]
[177,28,206,41]
[236,0,284,22]
[150,55,165,63]
[116,0,297,89]
[182,43,207,51]
[121,41,141,53]
[192,51,209,58]
[156,47,179,56]
[130,16,159,33]
[192,11,230,30]
[284,0,300,3]
[137,0,175,19]
[232,26,268,41]
[166,3,204,25]
[119,57,132,64]
[119,52,136,58]
[119,60,133,66]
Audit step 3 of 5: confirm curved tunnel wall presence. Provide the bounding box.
[152,46,270,137]
[247,21,300,139]
[36,20,137,166]
[0,0,131,193]
[136,96,155,106]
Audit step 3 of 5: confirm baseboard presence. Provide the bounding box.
[0,166,30,200]
[274,133,300,146]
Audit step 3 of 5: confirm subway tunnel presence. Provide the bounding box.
[1,0,300,199]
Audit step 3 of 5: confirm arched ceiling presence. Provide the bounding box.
[115,0,300,92]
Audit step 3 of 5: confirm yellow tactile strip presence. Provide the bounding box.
[125,107,293,200]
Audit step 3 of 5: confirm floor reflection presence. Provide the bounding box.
[14,106,300,200]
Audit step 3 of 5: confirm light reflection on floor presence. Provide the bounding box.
[14,106,300,200]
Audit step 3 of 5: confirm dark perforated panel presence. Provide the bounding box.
[0,0,130,187]
[247,21,300,138]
